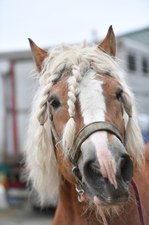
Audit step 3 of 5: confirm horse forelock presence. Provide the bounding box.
[26,42,144,204]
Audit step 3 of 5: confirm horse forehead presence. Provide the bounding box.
[79,73,119,98]
[99,74,121,94]
[78,73,106,125]
[50,77,68,94]
[79,73,104,96]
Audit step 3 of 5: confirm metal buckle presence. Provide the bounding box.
[72,166,78,174]
[72,166,81,179]
[72,166,85,202]
[75,185,85,202]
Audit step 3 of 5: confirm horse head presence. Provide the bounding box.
[26,26,144,213]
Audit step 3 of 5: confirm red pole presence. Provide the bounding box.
[10,61,18,154]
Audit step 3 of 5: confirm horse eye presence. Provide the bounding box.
[49,96,61,109]
[116,88,123,101]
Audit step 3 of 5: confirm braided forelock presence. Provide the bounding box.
[37,62,66,125]
[38,75,58,125]
[35,70,65,171]
[62,65,82,157]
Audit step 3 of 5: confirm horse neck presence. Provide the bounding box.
[52,178,99,225]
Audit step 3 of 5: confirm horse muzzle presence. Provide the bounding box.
[78,137,133,206]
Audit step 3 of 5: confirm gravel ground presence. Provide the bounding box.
[0,205,54,225]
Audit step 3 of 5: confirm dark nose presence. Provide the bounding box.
[83,153,133,186]
[116,154,133,183]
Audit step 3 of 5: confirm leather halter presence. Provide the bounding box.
[51,118,123,185]
[50,117,145,225]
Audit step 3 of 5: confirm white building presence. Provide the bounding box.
[117,38,149,115]
[117,27,149,115]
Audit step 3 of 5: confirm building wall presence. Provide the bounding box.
[117,38,149,115]
[119,27,149,46]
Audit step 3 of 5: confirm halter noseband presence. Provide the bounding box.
[69,121,123,166]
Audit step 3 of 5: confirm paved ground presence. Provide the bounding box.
[0,205,54,225]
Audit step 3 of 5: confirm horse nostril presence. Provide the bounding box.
[118,154,133,183]
[83,160,102,183]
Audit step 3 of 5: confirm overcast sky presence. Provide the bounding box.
[1,0,149,52]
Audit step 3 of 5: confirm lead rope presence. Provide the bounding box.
[131,179,145,225]
[101,180,145,225]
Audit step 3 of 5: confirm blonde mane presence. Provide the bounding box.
[25,43,144,204]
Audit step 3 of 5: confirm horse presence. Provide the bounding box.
[25,26,149,225]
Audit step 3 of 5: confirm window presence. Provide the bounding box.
[127,54,136,72]
[142,58,148,74]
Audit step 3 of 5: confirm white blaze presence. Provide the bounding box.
[79,72,117,188]
[79,72,105,124]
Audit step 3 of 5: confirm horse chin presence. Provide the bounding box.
[93,193,129,207]
[85,192,126,222]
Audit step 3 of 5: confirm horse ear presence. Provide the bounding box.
[28,38,48,72]
[98,25,116,57]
